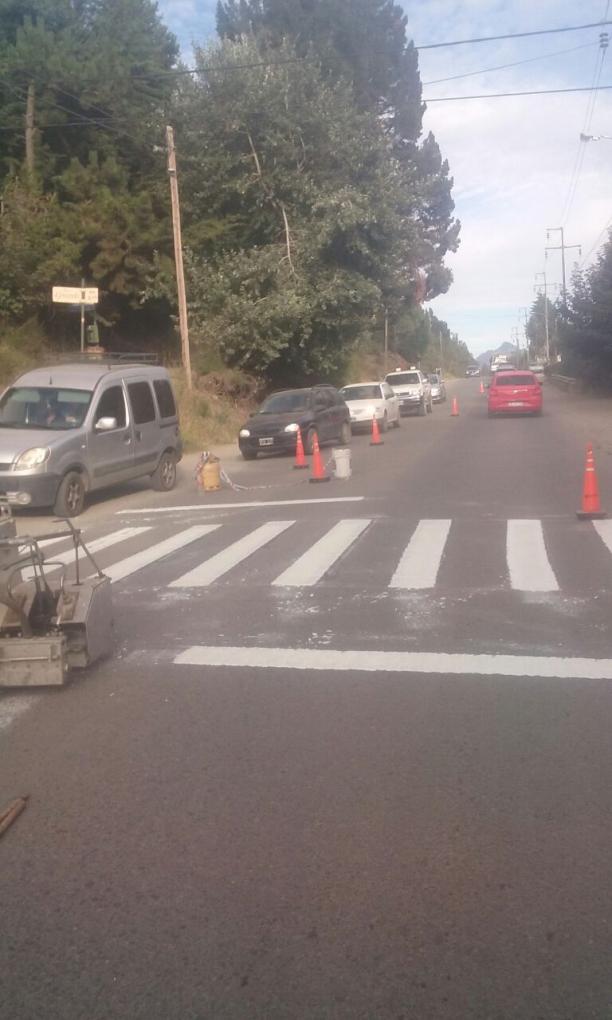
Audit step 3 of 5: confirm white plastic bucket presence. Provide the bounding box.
[332,447,352,480]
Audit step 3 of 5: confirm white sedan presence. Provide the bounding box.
[339,382,401,433]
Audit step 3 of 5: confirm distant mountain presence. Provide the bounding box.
[476,341,517,367]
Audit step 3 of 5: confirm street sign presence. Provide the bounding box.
[52,286,99,305]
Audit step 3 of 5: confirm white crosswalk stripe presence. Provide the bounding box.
[21,516,612,593]
[506,519,559,592]
[272,518,372,587]
[169,521,295,588]
[592,519,612,555]
[23,526,152,580]
[389,519,452,589]
[101,525,219,583]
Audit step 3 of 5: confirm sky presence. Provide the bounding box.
[157,0,612,356]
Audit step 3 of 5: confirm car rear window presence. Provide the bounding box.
[494,374,536,386]
[340,385,381,400]
[386,372,420,386]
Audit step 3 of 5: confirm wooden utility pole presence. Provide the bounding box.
[546,227,581,309]
[383,306,388,375]
[25,82,35,175]
[166,126,192,390]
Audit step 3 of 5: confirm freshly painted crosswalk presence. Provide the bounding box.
[272,519,371,587]
[23,527,151,580]
[169,521,295,588]
[389,519,452,590]
[506,519,559,592]
[24,516,612,595]
[101,525,219,583]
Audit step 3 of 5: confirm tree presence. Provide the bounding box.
[216,0,459,301]
[526,293,557,362]
[174,37,418,382]
[560,233,612,386]
[0,0,178,343]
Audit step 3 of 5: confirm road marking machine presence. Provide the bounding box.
[0,502,113,686]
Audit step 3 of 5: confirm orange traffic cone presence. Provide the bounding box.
[479,380,485,395]
[370,415,383,446]
[577,443,607,519]
[451,396,459,416]
[309,432,330,484]
[293,426,308,469]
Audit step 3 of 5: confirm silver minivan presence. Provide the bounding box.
[0,360,182,515]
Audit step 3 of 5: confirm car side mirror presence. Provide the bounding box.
[95,416,118,431]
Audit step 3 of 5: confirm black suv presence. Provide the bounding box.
[238,386,351,460]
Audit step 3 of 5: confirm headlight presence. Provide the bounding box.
[284,423,299,433]
[239,428,250,438]
[14,447,50,469]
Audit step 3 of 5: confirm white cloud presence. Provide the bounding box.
[407,0,612,354]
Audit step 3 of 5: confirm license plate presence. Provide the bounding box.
[259,437,274,446]
[508,401,524,407]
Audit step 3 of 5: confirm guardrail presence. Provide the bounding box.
[550,374,579,393]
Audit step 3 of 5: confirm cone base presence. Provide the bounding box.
[576,510,607,519]
[370,440,384,446]
[293,464,309,470]
[309,476,331,484]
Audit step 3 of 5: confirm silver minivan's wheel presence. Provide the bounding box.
[151,451,177,491]
[54,471,86,517]
[340,421,351,445]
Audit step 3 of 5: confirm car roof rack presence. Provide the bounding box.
[50,351,160,366]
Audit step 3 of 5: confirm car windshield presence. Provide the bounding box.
[0,386,92,430]
[258,391,310,414]
[387,372,419,386]
[494,374,535,386]
[340,385,381,400]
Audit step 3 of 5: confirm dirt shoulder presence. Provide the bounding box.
[547,381,612,453]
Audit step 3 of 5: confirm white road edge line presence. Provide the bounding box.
[272,518,371,587]
[117,497,365,514]
[169,521,295,587]
[506,519,559,592]
[389,519,452,589]
[174,646,612,680]
[100,525,219,583]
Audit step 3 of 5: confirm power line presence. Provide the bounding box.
[422,41,596,86]
[561,9,610,225]
[579,216,612,266]
[423,83,612,102]
[129,57,306,79]
[417,19,612,50]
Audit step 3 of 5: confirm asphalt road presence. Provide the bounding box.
[2,379,612,1019]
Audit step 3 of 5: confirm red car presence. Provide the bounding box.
[487,369,543,417]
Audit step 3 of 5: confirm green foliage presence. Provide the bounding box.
[0,0,462,393]
[559,233,612,387]
[178,38,402,384]
[526,293,557,362]
[0,0,178,344]
[216,0,460,301]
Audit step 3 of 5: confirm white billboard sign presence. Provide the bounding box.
[52,286,99,305]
